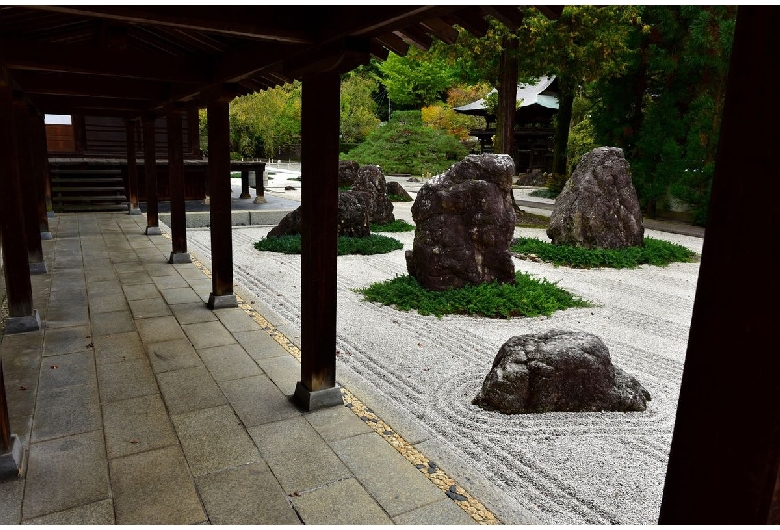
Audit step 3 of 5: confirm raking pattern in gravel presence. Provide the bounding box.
[185,225,703,525]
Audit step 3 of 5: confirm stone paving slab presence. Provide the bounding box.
[248,416,352,493]
[160,286,203,305]
[170,301,219,325]
[145,338,204,373]
[136,315,188,344]
[195,462,302,525]
[182,320,237,350]
[292,477,393,525]
[102,393,178,459]
[31,384,101,442]
[22,430,110,520]
[90,309,136,337]
[171,404,262,477]
[96,358,158,403]
[41,325,91,357]
[156,365,228,415]
[88,292,131,314]
[110,445,206,525]
[219,374,301,428]
[93,330,145,365]
[233,329,290,361]
[128,296,173,319]
[330,431,446,517]
[198,343,262,382]
[37,350,96,392]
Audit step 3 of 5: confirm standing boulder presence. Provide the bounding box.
[386,181,413,202]
[352,165,395,225]
[406,154,516,291]
[547,147,644,249]
[267,190,370,238]
[338,160,360,188]
[473,330,651,414]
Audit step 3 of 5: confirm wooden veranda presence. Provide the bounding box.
[0,5,778,524]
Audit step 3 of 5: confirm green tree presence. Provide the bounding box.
[340,69,381,149]
[590,5,736,223]
[377,48,457,109]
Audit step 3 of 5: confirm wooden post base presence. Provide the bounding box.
[168,252,191,264]
[5,310,41,334]
[0,435,23,480]
[145,226,162,236]
[207,293,237,309]
[293,382,343,411]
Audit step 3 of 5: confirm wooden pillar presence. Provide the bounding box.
[206,98,237,309]
[240,170,251,199]
[142,116,161,236]
[659,7,780,524]
[0,81,40,333]
[125,119,142,215]
[12,99,47,274]
[30,114,51,238]
[293,71,343,411]
[253,165,267,204]
[167,109,190,264]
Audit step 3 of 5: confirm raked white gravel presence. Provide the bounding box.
[182,221,702,525]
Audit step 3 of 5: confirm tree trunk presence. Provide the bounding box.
[552,90,574,175]
[495,37,519,160]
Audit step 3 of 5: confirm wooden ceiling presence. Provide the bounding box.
[0,5,563,119]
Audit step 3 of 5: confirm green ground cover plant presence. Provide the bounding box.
[370,219,415,232]
[254,234,403,255]
[357,272,590,318]
[510,236,696,269]
[529,188,559,200]
[388,194,413,202]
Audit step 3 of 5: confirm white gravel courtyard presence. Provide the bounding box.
[181,215,703,525]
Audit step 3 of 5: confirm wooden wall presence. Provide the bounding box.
[45,124,76,153]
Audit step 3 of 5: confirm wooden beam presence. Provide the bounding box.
[142,115,160,235]
[419,17,459,44]
[393,25,433,51]
[12,71,181,100]
[369,40,390,61]
[125,119,141,213]
[206,98,237,309]
[482,6,525,30]
[445,8,490,38]
[0,39,210,83]
[25,5,314,44]
[659,6,780,524]
[375,33,410,57]
[283,37,371,78]
[534,6,565,20]
[167,109,189,264]
[26,94,153,114]
[296,70,341,409]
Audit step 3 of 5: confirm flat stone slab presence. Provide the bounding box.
[293,477,393,525]
[22,499,115,525]
[195,462,301,525]
[23,431,110,520]
[219,375,301,428]
[156,365,227,415]
[5,311,42,334]
[102,394,179,459]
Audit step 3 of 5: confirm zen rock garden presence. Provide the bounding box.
[398,150,650,414]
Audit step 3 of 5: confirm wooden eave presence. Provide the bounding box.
[0,5,552,119]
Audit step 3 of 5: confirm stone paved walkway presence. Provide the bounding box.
[0,212,477,525]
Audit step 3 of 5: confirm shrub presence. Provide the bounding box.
[510,236,697,269]
[371,219,415,232]
[344,110,468,176]
[357,272,590,318]
[254,234,403,256]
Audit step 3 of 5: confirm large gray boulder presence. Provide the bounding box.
[352,165,395,225]
[406,154,516,291]
[473,330,650,414]
[267,190,370,238]
[338,160,360,188]
[547,147,644,249]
